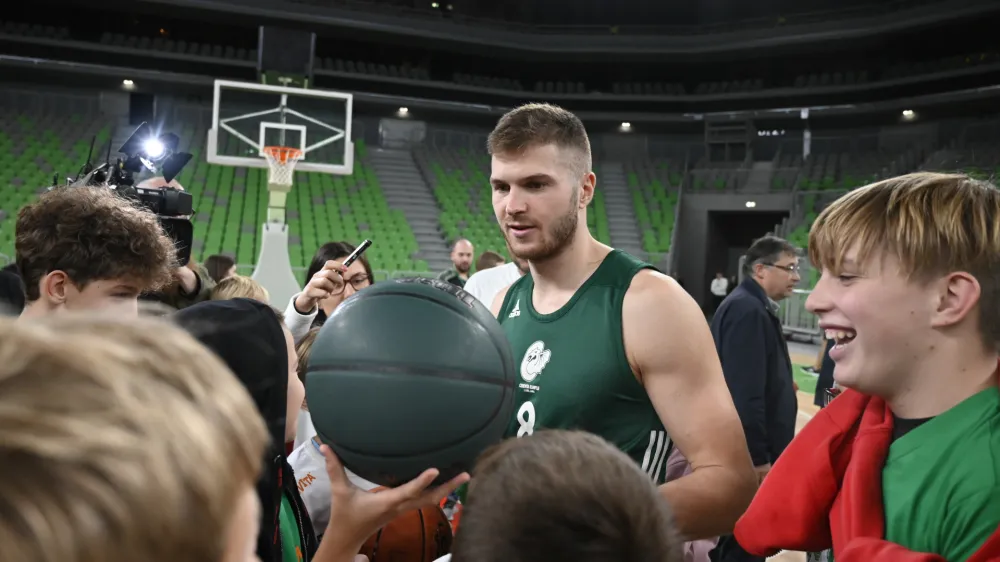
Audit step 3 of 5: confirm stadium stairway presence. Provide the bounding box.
[599,162,646,260]
[741,162,774,193]
[367,148,452,272]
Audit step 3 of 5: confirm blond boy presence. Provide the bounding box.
[0,314,268,562]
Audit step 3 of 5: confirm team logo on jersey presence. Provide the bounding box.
[519,340,551,383]
[509,299,521,318]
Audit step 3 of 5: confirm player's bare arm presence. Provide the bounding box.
[623,270,757,539]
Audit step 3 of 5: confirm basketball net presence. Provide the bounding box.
[263,146,303,188]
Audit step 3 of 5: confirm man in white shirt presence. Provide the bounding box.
[463,253,528,307]
[710,272,729,315]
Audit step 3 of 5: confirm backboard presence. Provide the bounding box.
[208,79,353,175]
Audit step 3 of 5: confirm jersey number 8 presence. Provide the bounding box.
[516,402,535,437]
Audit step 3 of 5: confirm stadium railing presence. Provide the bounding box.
[663,160,687,277]
[780,289,820,343]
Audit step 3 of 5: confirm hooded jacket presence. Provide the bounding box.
[175,298,318,562]
[734,387,1000,561]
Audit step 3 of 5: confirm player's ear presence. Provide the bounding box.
[578,171,596,208]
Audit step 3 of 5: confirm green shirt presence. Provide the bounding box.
[497,250,671,483]
[280,494,304,562]
[883,386,1000,560]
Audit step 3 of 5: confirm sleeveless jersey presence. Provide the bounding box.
[497,249,672,484]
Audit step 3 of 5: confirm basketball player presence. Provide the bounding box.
[488,104,756,539]
[734,173,1000,560]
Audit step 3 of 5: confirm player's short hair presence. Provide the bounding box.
[451,430,681,562]
[0,313,268,562]
[488,103,592,177]
[211,274,270,303]
[475,251,506,272]
[742,235,798,278]
[809,171,1000,350]
[15,186,176,301]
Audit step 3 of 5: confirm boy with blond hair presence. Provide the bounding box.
[0,313,269,562]
[735,172,1000,561]
[212,274,271,303]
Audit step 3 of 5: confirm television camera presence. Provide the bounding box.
[66,123,195,266]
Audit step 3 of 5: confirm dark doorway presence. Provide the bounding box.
[704,210,788,293]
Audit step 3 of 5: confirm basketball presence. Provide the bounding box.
[360,488,453,562]
[306,277,516,487]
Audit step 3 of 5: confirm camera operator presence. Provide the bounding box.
[16,180,177,319]
[135,176,215,309]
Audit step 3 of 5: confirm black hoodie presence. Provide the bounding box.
[175,298,318,562]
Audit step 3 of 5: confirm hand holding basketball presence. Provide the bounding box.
[295,260,348,313]
[318,444,470,555]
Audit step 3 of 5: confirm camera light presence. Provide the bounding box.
[143,138,166,159]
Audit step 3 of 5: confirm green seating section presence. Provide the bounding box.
[796,151,897,191]
[954,166,1000,181]
[172,131,424,284]
[0,113,113,260]
[587,173,611,245]
[429,150,507,257]
[0,113,423,283]
[626,160,680,262]
[418,148,611,262]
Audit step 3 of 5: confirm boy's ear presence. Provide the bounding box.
[930,272,980,329]
[40,271,71,305]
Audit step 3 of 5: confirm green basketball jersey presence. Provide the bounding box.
[497,250,672,484]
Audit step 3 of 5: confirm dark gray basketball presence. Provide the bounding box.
[306,277,516,487]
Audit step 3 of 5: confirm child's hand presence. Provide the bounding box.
[317,444,470,557]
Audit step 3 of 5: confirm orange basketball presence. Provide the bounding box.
[360,488,453,562]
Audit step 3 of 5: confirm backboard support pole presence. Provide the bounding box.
[252,223,301,309]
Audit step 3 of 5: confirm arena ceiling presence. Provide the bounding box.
[317,0,945,27]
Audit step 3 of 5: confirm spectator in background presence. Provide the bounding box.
[464,245,527,308]
[212,275,271,303]
[438,239,474,288]
[205,254,237,283]
[16,184,177,319]
[709,236,799,562]
[475,250,506,272]
[812,338,836,408]
[710,272,729,314]
[286,241,374,342]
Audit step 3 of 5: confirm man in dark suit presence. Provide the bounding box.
[710,235,800,562]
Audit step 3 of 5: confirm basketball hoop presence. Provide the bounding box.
[262,146,304,187]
